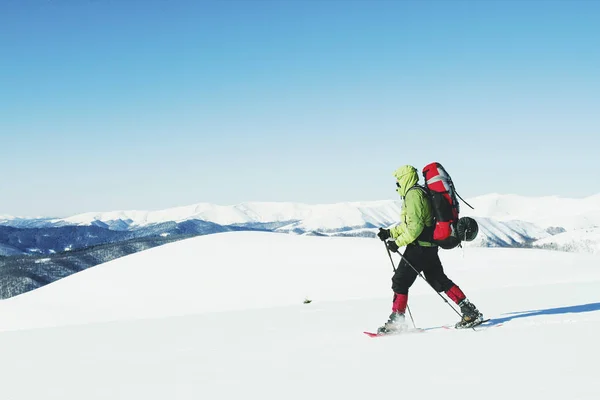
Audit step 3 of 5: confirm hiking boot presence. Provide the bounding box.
[377,312,407,334]
[456,299,484,328]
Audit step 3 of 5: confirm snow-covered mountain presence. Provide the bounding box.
[534,227,600,254]
[458,194,600,252]
[461,193,600,231]
[462,217,551,247]
[0,201,403,231]
[1,232,599,400]
[0,216,58,229]
[1,193,599,255]
[4,193,599,231]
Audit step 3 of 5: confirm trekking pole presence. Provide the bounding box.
[383,242,416,329]
[392,247,463,320]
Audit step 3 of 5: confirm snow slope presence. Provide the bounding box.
[464,216,551,247]
[1,232,599,400]
[534,227,600,254]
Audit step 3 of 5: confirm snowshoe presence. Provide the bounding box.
[455,299,484,329]
[377,312,407,334]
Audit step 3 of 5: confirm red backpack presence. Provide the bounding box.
[414,162,477,249]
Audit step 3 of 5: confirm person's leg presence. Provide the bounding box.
[378,245,423,333]
[421,247,483,327]
[390,245,421,313]
[421,247,466,304]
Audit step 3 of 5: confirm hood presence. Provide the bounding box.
[393,165,419,197]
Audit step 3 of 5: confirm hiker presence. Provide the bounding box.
[376,165,483,333]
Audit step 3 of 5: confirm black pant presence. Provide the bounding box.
[391,244,455,295]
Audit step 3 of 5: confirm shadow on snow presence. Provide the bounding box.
[485,302,600,326]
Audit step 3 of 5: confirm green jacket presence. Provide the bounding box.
[390,165,436,247]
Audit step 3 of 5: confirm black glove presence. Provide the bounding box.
[377,228,391,241]
[386,240,399,253]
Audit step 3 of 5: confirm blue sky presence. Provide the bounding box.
[1,0,599,217]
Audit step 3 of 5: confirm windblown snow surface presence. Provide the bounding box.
[1,232,599,400]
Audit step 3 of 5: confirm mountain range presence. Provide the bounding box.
[0,193,598,299]
[2,193,599,254]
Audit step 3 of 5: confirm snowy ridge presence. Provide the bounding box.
[59,200,404,230]
[0,216,58,228]
[3,194,598,232]
[534,227,600,253]
[463,217,551,247]
[462,193,600,230]
[0,200,404,231]
[1,193,599,253]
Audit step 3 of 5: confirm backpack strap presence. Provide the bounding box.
[406,184,428,196]
[455,190,475,210]
[405,185,434,244]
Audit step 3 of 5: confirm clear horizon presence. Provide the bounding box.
[2,1,599,216]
